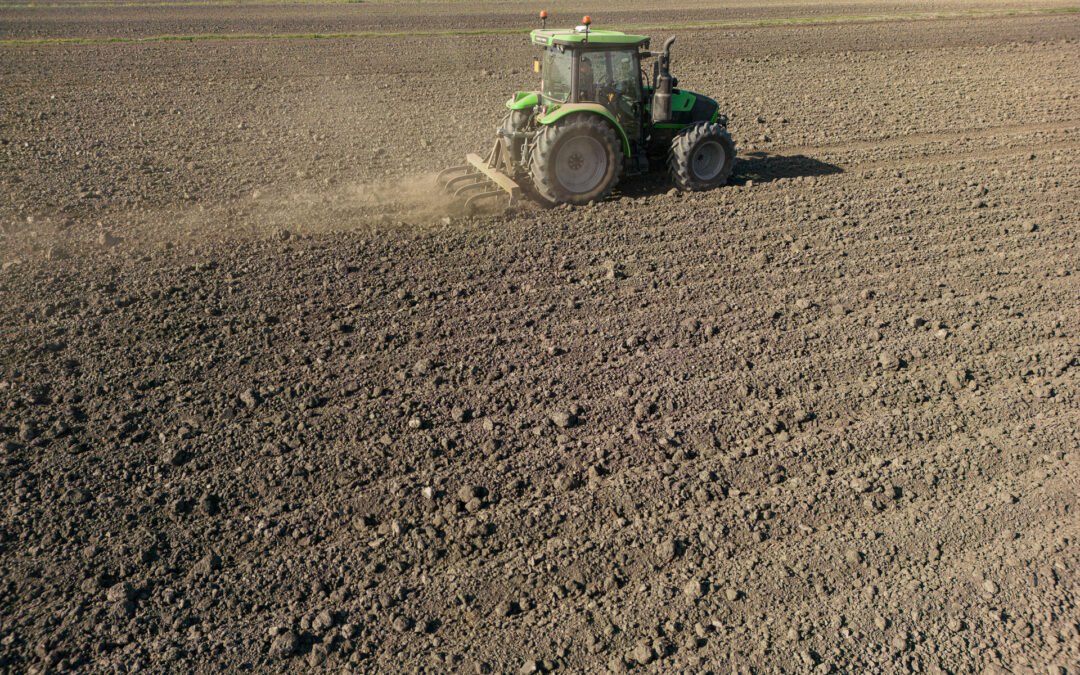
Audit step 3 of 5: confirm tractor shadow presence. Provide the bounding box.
[614,152,843,199]
[730,151,844,185]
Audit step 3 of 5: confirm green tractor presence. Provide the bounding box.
[439,14,736,208]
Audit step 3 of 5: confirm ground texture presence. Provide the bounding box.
[1,2,1079,674]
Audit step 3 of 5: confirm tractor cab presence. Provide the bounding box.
[532,23,648,140]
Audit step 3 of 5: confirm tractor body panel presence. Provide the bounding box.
[644,88,720,129]
[673,90,720,127]
[506,91,540,110]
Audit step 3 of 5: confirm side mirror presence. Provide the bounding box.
[672,77,679,89]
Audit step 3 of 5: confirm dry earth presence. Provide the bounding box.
[2,0,1076,41]
[1,2,1079,674]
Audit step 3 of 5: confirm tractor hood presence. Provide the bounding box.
[644,87,721,128]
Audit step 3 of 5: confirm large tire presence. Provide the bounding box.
[530,116,623,205]
[668,122,735,191]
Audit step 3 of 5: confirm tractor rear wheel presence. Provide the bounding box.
[668,122,735,191]
[530,116,623,205]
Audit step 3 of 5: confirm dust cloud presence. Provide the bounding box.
[118,174,512,253]
[0,173,515,263]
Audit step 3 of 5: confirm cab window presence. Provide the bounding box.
[575,50,641,104]
[541,48,573,103]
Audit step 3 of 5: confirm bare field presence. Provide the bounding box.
[0,0,1077,40]
[1,4,1079,675]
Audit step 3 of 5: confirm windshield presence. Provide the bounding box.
[541,48,572,103]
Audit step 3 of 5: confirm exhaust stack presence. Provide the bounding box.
[651,36,676,125]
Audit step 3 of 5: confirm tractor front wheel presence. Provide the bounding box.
[530,116,623,206]
[668,122,736,191]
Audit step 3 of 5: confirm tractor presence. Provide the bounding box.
[439,13,736,208]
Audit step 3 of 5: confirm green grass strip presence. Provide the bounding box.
[1,0,365,7]
[0,6,1076,46]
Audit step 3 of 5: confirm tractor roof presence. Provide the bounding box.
[530,27,650,50]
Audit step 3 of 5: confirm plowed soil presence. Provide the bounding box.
[1,3,1079,674]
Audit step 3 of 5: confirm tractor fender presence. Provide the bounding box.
[506,91,540,110]
[537,104,632,157]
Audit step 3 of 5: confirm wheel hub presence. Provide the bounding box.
[554,135,607,194]
[691,139,726,181]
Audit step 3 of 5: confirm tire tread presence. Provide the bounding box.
[667,122,736,191]
[530,116,623,205]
